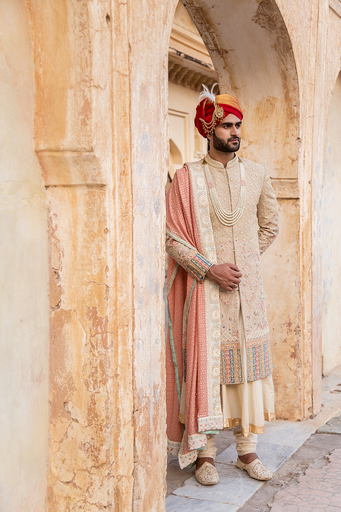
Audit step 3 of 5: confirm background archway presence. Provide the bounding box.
[172,0,302,419]
[322,71,341,375]
[169,138,184,178]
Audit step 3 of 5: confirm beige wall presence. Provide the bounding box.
[169,82,207,170]
[322,72,341,375]
[0,1,49,510]
[168,2,214,177]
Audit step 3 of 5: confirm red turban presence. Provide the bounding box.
[194,89,243,139]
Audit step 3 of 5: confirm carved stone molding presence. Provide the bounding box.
[36,151,105,187]
[330,0,341,18]
[271,178,299,199]
[168,48,218,91]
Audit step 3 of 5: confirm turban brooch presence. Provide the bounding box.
[194,84,243,138]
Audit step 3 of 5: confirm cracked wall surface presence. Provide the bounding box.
[47,187,113,509]
[29,0,135,510]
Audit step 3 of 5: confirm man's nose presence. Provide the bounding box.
[231,125,238,135]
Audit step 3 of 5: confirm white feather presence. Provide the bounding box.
[197,83,218,104]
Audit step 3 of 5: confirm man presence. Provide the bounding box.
[166,85,279,486]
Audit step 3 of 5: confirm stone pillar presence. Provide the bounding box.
[28,0,173,509]
[28,0,136,509]
[128,1,178,509]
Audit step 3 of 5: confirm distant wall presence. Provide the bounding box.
[169,82,207,165]
[322,72,341,375]
[0,1,49,511]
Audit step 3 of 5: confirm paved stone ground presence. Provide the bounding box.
[166,429,235,497]
[239,430,341,512]
[271,448,341,512]
[166,369,341,511]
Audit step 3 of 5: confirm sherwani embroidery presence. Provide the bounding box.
[166,154,279,467]
[166,154,279,384]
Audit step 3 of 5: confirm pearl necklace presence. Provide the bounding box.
[204,158,246,227]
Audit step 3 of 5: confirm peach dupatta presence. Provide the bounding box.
[166,164,223,469]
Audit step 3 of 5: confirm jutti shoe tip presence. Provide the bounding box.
[236,457,272,481]
[195,461,219,485]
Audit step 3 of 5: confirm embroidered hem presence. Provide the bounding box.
[178,449,198,469]
[198,415,224,433]
[264,412,276,422]
[223,412,276,435]
[188,432,209,450]
[167,437,201,469]
[167,439,180,456]
[179,414,225,431]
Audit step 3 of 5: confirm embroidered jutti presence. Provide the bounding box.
[166,154,279,468]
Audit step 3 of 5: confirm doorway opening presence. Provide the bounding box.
[165,0,300,501]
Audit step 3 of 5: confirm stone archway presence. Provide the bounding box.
[176,0,302,419]
[322,71,341,375]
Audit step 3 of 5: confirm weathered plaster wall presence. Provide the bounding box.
[321,5,341,378]
[271,0,341,415]
[0,1,49,510]
[129,1,177,509]
[322,72,341,375]
[28,1,136,510]
[263,0,320,418]
[270,0,320,416]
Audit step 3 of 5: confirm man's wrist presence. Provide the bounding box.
[206,264,216,279]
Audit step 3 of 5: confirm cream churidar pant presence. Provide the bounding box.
[197,290,275,458]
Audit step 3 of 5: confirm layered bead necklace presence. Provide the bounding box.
[204,158,246,227]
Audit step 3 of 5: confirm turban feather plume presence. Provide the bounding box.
[194,84,243,139]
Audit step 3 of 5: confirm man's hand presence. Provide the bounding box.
[206,263,242,291]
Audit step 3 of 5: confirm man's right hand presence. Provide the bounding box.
[206,263,242,291]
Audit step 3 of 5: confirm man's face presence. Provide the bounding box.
[209,113,242,153]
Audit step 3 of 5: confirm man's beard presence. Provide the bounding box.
[212,132,240,153]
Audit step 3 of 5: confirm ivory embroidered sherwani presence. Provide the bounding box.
[166,153,279,468]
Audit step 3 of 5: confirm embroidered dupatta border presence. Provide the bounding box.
[166,260,196,405]
[187,161,224,429]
